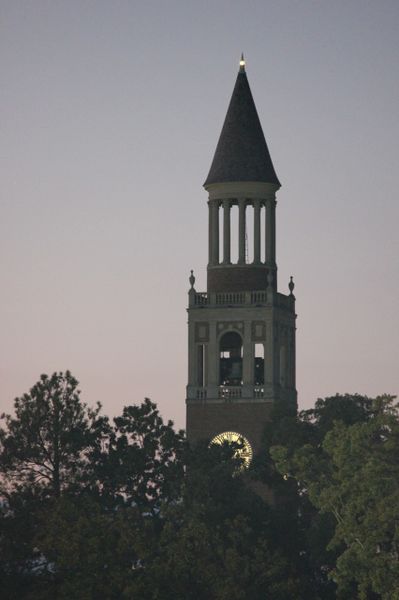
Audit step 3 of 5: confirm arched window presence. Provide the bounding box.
[219,331,243,386]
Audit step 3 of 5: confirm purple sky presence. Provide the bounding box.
[1,1,398,430]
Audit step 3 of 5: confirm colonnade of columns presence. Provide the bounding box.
[208,198,276,266]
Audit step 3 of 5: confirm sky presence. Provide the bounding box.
[1,1,398,430]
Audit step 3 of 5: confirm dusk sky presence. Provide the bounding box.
[1,1,398,429]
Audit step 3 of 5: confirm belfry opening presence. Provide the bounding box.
[219,331,243,386]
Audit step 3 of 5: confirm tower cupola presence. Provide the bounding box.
[205,57,281,294]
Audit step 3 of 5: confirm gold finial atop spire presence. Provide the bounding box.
[239,52,245,72]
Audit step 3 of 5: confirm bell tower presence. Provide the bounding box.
[186,57,297,460]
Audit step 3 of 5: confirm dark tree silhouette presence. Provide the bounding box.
[0,371,106,499]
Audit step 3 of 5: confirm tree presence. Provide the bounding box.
[0,372,108,597]
[126,440,311,600]
[0,388,186,598]
[0,371,107,500]
[93,398,186,513]
[272,394,399,599]
[299,393,375,441]
[250,398,337,599]
[29,496,153,600]
[8,377,395,599]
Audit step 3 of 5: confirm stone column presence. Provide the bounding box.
[210,200,219,265]
[208,201,212,265]
[238,198,246,264]
[253,199,261,263]
[265,198,276,265]
[222,199,231,264]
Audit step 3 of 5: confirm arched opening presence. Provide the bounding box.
[254,343,264,385]
[219,331,243,386]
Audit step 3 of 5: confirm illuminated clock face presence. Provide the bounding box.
[210,431,253,470]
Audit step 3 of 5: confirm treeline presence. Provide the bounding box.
[0,371,398,599]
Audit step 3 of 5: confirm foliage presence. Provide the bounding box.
[2,376,398,599]
[124,440,310,600]
[249,397,337,599]
[0,371,107,499]
[94,398,185,513]
[272,394,399,599]
[28,496,154,600]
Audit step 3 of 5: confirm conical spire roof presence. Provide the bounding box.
[204,61,280,187]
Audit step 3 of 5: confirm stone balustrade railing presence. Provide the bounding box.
[218,386,242,399]
[187,386,266,401]
[190,290,293,310]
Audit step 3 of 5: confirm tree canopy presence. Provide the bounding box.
[272,394,399,600]
[1,375,398,599]
[0,371,106,500]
